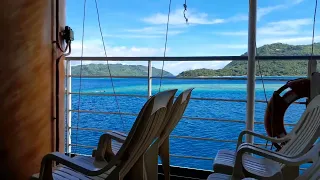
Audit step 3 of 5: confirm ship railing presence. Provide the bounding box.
[64,56,318,168]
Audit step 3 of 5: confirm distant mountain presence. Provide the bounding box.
[71,63,174,77]
[177,43,320,77]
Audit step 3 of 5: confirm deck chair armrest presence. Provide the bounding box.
[237,130,291,148]
[39,152,115,180]
[235,144,307,169]
[233,144,293,178]
[108,131,127,143]
[92,131,127,157]
[94,132,128,161]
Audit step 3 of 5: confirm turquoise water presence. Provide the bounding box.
[68,77,306,170]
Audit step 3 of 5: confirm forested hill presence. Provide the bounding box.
[177,43,320,77]
[71,64,174,77]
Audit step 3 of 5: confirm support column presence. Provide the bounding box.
[246,0,257,143]
[0,0,65,179]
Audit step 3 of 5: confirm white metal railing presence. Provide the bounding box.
[64,56,318,161]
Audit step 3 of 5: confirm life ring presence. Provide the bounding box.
[264,78,310,150]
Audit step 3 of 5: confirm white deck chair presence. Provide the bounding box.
[207,142,320,180]
[31,89,177,180]
[92,88,194,180]
[213,94,320,179]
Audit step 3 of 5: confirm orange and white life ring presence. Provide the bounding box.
[264,78,310,150]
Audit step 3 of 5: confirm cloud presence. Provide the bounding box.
[292,0,304,4]
[257,0,305,20]
[210,44,247,49]
[215,18,312,37]
[257,36,320,46]
[151,61,231,75]
[142,9,225,25]
[257,5,285,20]
[225,14,248,22]
[70,40,165,57]
[124,26,183,36]
[215,31,247,36]
[102,26,184,39]
[104,34,163,39]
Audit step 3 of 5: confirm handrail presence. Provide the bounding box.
[65,55,320,61]
[68,92,306,105]
[67,75,294,81]
[68,109,297,126]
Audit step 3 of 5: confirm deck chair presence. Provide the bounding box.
[207,142,320,180]
[213,94,320,179]
[31,89,177,180]
[92,88,194,180]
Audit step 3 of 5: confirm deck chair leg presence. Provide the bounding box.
[282,165,299,180]
[159,137,170,180]
[144,140,159,180]
[124,155,146,180]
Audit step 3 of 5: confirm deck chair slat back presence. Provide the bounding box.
[279,100,320,158]
[116,89,177,177]
[159,88,193,144]
[32,89,177,180]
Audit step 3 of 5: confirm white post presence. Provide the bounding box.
[66,60,72,154]
[148,60,152,98]
[246,0,257,143]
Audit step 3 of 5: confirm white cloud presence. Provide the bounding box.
[124,26,183,35]
[143,9,225,25]
[257,5,285,21]
[215,18,312,37]
[257,0,305,20]
[210,44,247,49]
[215,31,247,36]
[226,14,248,22]
[151,61,231,75]
[268,18,312,28]
[257,36,320,46]
[292,0,304,4]
[104,34,163,39]
[70,40,165,57]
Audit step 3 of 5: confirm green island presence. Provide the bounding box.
[72,63,174,76]
[177,43,320,77]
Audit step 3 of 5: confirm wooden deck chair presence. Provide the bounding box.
[207,142,320,180]
[31,89,177,180]
[213,94,320,179]
[92,88,194,180]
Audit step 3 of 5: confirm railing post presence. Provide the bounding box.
[246,0,257,143]
[66,60,72,154]
[308,57,317,78]
[148,60,152,98]
[308,57,319,100]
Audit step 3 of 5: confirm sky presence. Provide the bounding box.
[66,0,319,75]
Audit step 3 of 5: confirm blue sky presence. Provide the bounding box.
[66,0,318,75]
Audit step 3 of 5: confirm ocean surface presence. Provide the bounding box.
[67,76,307,170]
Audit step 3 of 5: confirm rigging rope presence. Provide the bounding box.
[183,0,189,24]
[75,0,87,154]
[255,44,271,149]
[94,0,125,131]
[158,0,172,92]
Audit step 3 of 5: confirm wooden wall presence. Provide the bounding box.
[0,0,65,179]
